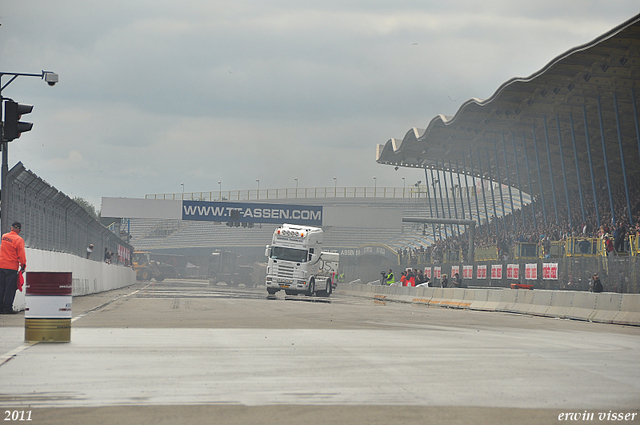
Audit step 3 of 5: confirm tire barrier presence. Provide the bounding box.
[340,282,640,326]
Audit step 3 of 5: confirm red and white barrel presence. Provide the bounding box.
[24,272,72,342]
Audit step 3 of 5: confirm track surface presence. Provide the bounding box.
[1,279,638,424]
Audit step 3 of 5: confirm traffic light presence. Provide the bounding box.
[3,100,34,141]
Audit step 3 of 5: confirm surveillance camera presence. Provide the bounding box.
[43,72,59,86]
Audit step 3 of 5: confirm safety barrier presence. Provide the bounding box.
[338,282,640,326]
[12,248,136,312]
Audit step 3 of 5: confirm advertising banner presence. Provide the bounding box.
[491,264,503,279]
[463,265,473,279]
[424,267,432,279]
[451,265,460,276]
[434,267,442,279]
[182,200,322,226]
[476,265,487,279]
[542,263,558,280]
[507,264,519,280]
[525,263,537,280]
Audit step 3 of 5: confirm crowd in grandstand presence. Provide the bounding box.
[398,181,640,264]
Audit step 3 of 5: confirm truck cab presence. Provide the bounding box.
[265,224,337,297]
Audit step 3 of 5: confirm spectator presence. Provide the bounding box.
[613,222,626,253]
[452,272,462,288]
[86,244,94,259]
[407,269,415,287]
[590,273,603,293]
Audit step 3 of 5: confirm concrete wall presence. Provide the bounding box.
[12,248,136,311]
[337,282,640,326]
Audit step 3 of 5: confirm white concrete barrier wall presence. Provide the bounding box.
[337,283,640,326]
[12,248,136,311]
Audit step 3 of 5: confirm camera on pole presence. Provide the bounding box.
[3,100,34,141]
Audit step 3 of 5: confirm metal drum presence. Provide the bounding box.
[24,272,72,342]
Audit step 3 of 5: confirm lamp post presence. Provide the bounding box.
[256,179,260,199]
[373,176,377,196]
[333,177,337,197]
[218,181,222,201]
[1,70,58,234]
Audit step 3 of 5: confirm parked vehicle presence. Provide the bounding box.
[208,250,253,287]
[132,251,178,281]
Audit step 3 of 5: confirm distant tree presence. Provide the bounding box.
[73,197,99,220]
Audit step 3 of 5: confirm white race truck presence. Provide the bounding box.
[265,223,339,297]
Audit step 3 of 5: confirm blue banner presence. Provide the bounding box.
[182,201,323,226]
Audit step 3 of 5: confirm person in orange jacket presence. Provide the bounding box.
[0,222,27,314]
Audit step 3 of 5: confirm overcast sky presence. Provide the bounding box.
[1,1,638,209]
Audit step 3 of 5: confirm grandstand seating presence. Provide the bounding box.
[128,188,503,252]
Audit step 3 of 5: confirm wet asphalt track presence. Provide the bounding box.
[1,279,639,425]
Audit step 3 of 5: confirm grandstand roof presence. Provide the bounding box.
[376,13,640,199]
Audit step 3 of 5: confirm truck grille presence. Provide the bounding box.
[275,264,295,279]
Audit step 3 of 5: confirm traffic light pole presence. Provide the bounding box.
[0,71,57,234]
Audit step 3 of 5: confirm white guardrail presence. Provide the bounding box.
[12,248,136,311]
[336,282,640,326]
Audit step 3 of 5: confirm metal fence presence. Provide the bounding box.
[5,162,133,263]
[146,184,533,204]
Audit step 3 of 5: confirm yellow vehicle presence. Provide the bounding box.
[132,251,177,281]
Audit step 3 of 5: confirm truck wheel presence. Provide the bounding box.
[317,278,332,297]
[306,279,315,296]
[141,269,152,281]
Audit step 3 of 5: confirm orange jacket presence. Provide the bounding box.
[0,230,27,270]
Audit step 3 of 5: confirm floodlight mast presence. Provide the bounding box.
[0,70,58,234]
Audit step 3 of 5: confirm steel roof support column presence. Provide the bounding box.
[596,96,616,224]
[633,88,640,169]
[569,113,586,223]
[543,116,560,224]
[465,152,482,235]
[475,149,490,233]
[425,168,437,239]
[484,149,500,237]
[613,92,633,225]
[430,167,442,240]
[502,133,517,232]
[522,132,537,229]
[532,124,548,227]
[555,114,573,230]
[456,160,467,220]
[442,159,453,237]
[512,133,526,230]
[448,161,460,237]
[582,105,600,227]
[493,140,508,234]
[435,160,448,237]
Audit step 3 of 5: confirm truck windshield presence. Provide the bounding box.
[270,246,308,263]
